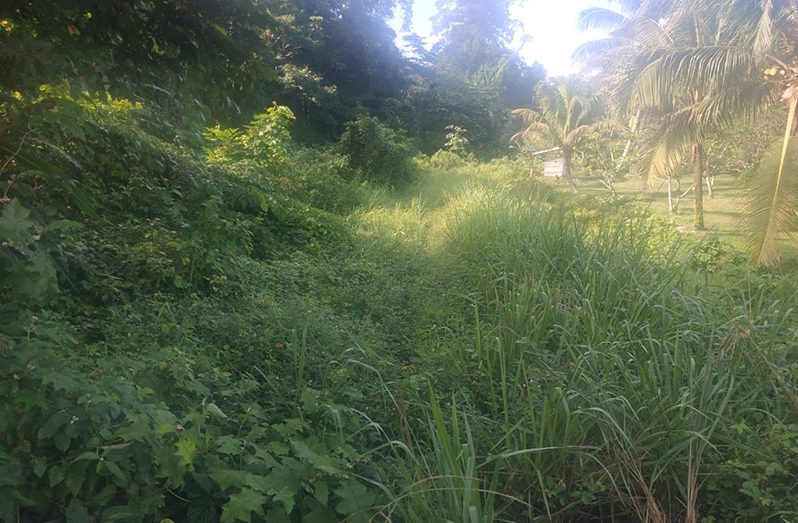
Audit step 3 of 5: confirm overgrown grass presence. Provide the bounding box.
[355,162,798,521]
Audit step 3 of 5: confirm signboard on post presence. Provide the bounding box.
[543,157,565,178]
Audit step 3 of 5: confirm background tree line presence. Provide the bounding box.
[0,0,544,155]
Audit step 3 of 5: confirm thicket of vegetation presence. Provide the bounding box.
[2,0,798,522]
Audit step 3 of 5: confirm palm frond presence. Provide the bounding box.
[626,17,675,49]
[565,120,627,146]
[511,107,541,124]
[637,117,696,186]
[576,7,625,32]
[744,99,798,266]
[662,80,776,130]
[511,109,562,146]
[753,0,775,58]
[629,46,757,111]
[511,121,555,145]
[512,80,604,148]
[572,38,626,62]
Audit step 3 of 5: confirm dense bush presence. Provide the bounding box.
[338,113,414,187]
[280,147,364,214]
[0,91,389,521]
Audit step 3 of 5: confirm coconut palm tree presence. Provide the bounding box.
[610,0,781,231]
[718,0,798,265]
[618,0,797,260]
[511,80,603,191]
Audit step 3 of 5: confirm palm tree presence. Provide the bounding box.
[610,0,780,231]
[575,1,680,159]
[511,80,603,191]
[718,0,798,265]
[619,0,797,260]
[584,0,798,260]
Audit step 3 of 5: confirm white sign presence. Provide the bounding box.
[543,157,564,178]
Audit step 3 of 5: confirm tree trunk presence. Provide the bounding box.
[693,144,706,230]
[563,151,577,192]
[704,166,714,198]
[667,176,674,215]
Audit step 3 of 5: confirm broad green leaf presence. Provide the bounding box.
[32,461,47,478]
[175,437,197,469]
[65,499,93,523]
[48,465,65,487]
[0,198,34,243]
[305,502,338,523]
[291,440,341,474]
[272,486,295,516]
[54,432,71,452]
[269,441,290,456]
[73,451,100,462]
[37,411,68,440]
[264,507,291,523]
[220,488,266,523]
[210,468,250,490]
[300,389,318,414]
[103,460,128,487]
[154,423,175,435]
[242,473,269,493]
[65,461,88,494]
[154,445,185,488]
[16,251,59,302]
[116,412,152,441]
[205,402,229,420]
[260,465,303,514]
[314,480,329,505]
[215,435,242,455]
[14,389,47,410]
[334,479,376,516]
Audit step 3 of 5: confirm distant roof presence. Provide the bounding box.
[531,147,562,157]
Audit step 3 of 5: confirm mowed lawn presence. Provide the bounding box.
[543,174,798,261]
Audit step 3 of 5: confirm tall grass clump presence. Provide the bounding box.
[388,187,798,521]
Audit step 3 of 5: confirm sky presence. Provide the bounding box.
[392,0,614,77]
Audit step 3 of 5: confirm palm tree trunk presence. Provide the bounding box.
[693,143,706,230]
[563,151,577,192]
[667,175,674,215]
[705,167,713,198]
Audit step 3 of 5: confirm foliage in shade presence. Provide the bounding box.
[338,112,414,187]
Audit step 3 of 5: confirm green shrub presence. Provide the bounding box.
[0,313,387,522]
[338,112,414,187]
[701,422,798,521]
[4,76,798,523]
[205,105,296,169]
[280,147,365,214]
